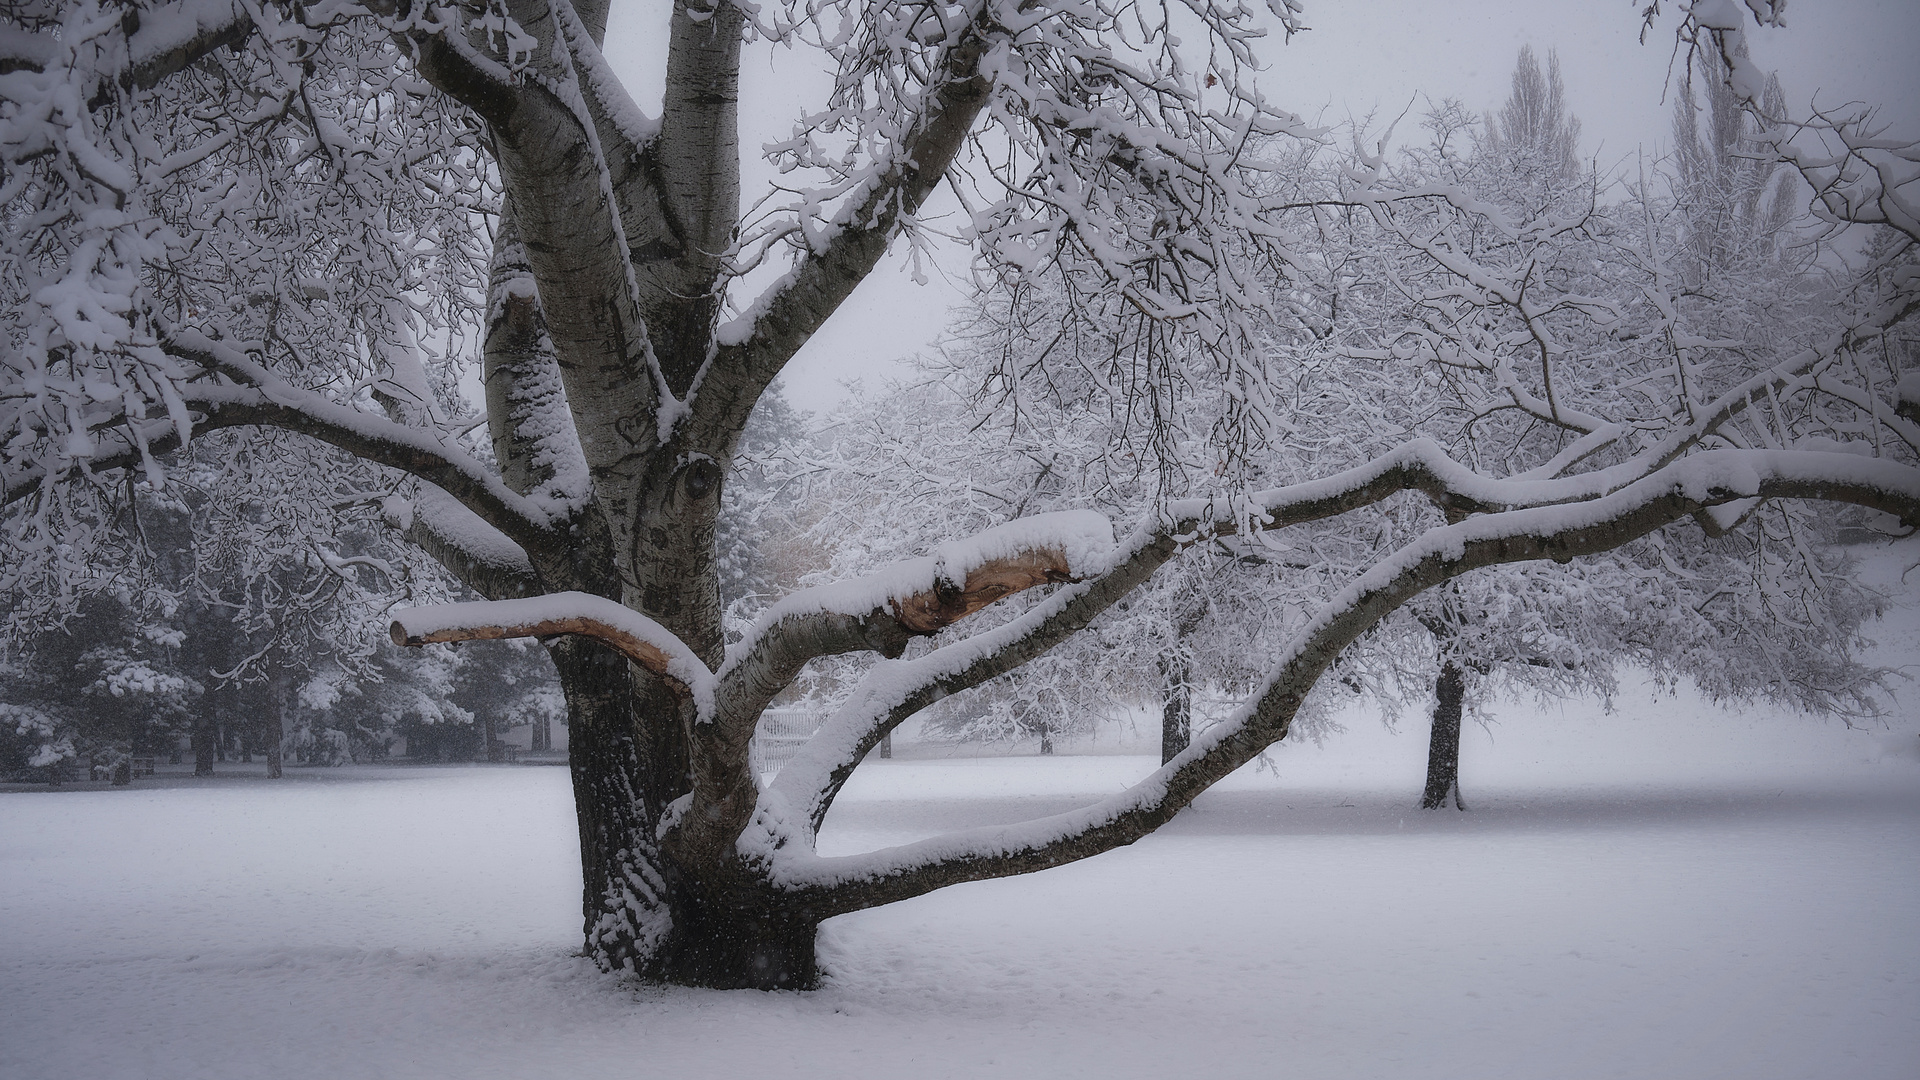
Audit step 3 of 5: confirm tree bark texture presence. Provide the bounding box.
[1160,651,1192,765]
[265,664,290,779]
[1420,662,1467,810]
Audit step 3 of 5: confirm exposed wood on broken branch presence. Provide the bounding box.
[392,613,692,695]
[889,550,1078,633]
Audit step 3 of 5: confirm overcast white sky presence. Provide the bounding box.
[602,1,1920,413]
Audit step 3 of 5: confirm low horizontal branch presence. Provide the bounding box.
[756,449,1920,914]
[391,592,713,716]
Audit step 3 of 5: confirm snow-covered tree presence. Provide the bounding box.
[1286,35,1908,808]
[0,430,559,777]
[1481,45,1583,196]
[3,0,1917,989]
[0,590,198,783]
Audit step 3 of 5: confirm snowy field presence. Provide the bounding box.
[4,708,1915,1078]
[4,551,1919,1079]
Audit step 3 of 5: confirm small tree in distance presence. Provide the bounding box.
[1483,45,1583,192]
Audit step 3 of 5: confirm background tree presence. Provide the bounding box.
[1,431,561,778]
[1481,45,1583,195]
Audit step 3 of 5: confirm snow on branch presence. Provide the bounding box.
[746,510,1112,639]
[757,439,1920,851]
[756,444,1564,835]
[1683,0,1919,245]
[715,511,1113,729]
[696,13,996,437]
[391,592,715,717]
[759,436,1726,838]
[1164,436,1661,530]
[382,487,539,602]
[159,333,559,548]
[0,0,253,95]
[893,510,1115,625]
[407,0,670,448]
[755,448,1920,910]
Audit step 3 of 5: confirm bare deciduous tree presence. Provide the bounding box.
[3,0,1916,989]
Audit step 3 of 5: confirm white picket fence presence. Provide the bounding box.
[750,707,823,779]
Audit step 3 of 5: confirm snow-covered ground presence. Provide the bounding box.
[4,547,1918,1079]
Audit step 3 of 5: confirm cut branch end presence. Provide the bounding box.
[392,615,692,695]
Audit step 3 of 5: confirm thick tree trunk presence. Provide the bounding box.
[1420,661,1467,810]
[399,0,997,991]
[554,646,821,988]
[534,604,842,988]
[1160,651,1192,765]
[646,887,820,990]
[547,639,679,971]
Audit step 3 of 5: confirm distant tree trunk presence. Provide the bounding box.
[1161,605,1205,764]
[877,730,892,759]
[485,712,502,762]
[1420,661,1467,810]
[1160,651,1192,765]
[193,709,216,776]
[531,716,552,752]
[1037,718,1054,755]
[110,755,131,786]
[265,664,291,779]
